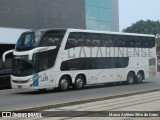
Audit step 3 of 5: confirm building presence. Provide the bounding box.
[0,0,119,31]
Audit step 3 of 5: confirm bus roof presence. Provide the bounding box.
[67,29,155,37]
[26,28,155,37]
[28,28,67,33]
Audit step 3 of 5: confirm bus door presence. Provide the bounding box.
[34,52,50,88]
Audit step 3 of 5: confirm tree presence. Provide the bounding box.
[122,20,160,35]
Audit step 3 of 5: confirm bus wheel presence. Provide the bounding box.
[74,75,84,90]
[126,72,135,85]
[136,72,143,84]
[59,76,70,91]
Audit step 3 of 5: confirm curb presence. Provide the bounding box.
[12,88,160,112]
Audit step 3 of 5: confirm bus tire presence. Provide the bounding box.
[126,72,135,85]
[136,72,143,84]
[73,75,85,90]
[58,76,70,91]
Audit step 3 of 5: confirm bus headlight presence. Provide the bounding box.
[27,75,41,83]
[26,78,34,83]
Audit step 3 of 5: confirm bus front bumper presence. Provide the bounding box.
[11,78,37,89]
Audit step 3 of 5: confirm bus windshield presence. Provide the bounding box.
[16,31,43,51]
[12,55,34,77]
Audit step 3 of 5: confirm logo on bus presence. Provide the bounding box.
[42,73,48,81]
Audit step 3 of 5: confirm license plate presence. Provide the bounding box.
[17,85,22,89]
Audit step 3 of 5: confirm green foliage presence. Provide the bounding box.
[122,20,160,35]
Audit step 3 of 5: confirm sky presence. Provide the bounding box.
[119,0,160,31]
[0,28,27,44]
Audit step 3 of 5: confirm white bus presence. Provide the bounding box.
[3,29,157,91]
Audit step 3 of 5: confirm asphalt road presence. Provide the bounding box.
[0,75,160,111]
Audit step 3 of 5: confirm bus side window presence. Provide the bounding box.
[115,58,122,68]
[65,32,84,49]
[54,38,59,45]
[85,34,100,47]
[140,37,147,48]
[149,37,155,48]
[95,58,111,69]
[92,35,100,47]
[78,38,85,46]
[38,52,49,71]
[40,31,64,47]
[86,38,92,46]
[40,35,49,46]
[67,38,78,49]
[101,34,114,47]
[149,58,156,66]
[110,58,116,68]
[101,35,108,47]
[85,34,93,47]
[48,37,55,46]
[92,39,100,47]
[112,35,117,47]
[136,37,141,47]
[130,37,136,47]
[126,36,136,47]
[117,35,126,47]
[88,58,93,69]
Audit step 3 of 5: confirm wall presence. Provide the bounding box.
[111,0,119,32]
[0,0,86,29]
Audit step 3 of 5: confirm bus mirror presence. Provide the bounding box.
[28,46,57,60]
[2,49,14,62]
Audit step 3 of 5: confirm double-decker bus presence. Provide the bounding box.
[3,29,157,91]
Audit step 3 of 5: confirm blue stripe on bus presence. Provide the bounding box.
[33,73,39,87]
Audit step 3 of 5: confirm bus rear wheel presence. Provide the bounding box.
[126,72,135,85]
[59,76,70,91]
[136,72,143,84]
[73,75,84,90]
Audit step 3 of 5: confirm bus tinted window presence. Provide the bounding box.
[65,33,84,49]
[117,35,126,47]
[16,31,43,51]
[125,36,137,47]
[34,48,59,72]
[149,58,156,66]
[65,32,155,49]
[136,36,155,48]
[40,31,65,47]
[101,34,114,47]
[86,34,100,47]
[148,37,155,48]
[61,57,129,71]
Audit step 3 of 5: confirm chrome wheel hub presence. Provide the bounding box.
[60,79,68,90]
[76,78,83,88]
[137,74,142,81]
[129,77,134,83]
